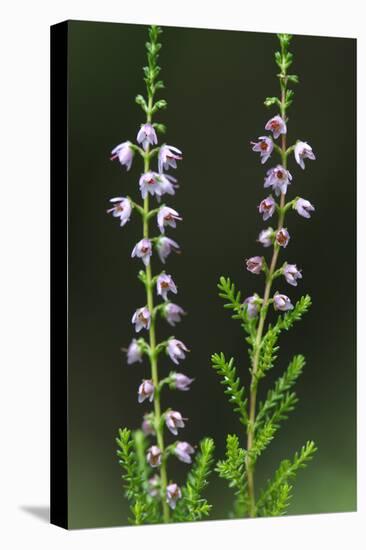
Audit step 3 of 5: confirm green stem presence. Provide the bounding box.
[245,39,290,519]
[143,115,170,523]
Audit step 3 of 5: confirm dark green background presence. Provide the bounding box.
[67,20,356,529]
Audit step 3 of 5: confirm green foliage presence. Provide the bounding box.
[256,354,305,430]
[257,441,317,516]
[211,353,248,426]
[217,276,257,345]
[216,434,248,517]
[116,428,148,524]
[173,438,215,522]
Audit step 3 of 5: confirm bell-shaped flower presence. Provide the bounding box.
[146,445,162,468]
[132,306,151,332]
[258,227,274,248]
[166,483,182,510]
[137,123,158,151]
[265,115,287,139]
[157,273,177,301]
[156,236,180,264]
[251,136,274,164]
[244,296,260,318]
[294,198,315,219]
[147,475,160,497]
[157,206,182,234]
[131,238,152,266]
[165,410,186,435]
[264,165,292,196]
[110,141,134,171]
[167,339,189,364]
[107,197,132,227]
[164,303,185,326]
[158,173,178,198]
[246,256,263,275]
[138,379,154,404]
[283,264,302,286]
[172,373,194,391]
[158,144,183,173]
[294,141,316,169]
[174,441,195,464]
[273,292,294,312]
[275,227,290,248]
[142,414,155,436]
[258,196,276,221]
[126,339,143,364]
[139,172,164,200]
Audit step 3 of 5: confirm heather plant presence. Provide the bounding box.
[109,25,214,525]
[212,33,317,518]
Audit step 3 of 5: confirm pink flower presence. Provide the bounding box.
[165,410,186,435]
[275,228,290,248]
[283,264,302,286]
[294,198,315,219]
[167,339,189,364]
[251,136,274,164]
[264,165,292,196]
[157,206,182,234]
[156,237,180,264]
[147,475,160,497]
[126,339,143,364]
[157,273,177,300]
[131,307,151,333]
[142,414,155,436]
[246,256,263,275]
[174,441,195,464]
[139,172,163,200]
[244,296,260,318]
[137,123,157,151]
[294,141,316,169]
[138,379,154,403]
[110,141,134,170]
[258,227,274,248]
[107,197,132,226]
[164,303,185,326]
[147,445,162,468]
[131,238,152,266]
[172,373,194,391]
[258,196,276,221]
[158,144,183,173]
[166,483,182,509]
[273,292,294,312]
[265,115,287,139]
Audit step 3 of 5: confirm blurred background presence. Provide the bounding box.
[66,20,356,528]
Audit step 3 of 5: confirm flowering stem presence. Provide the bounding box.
[245,36,289,518]
[143,135,170,522]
